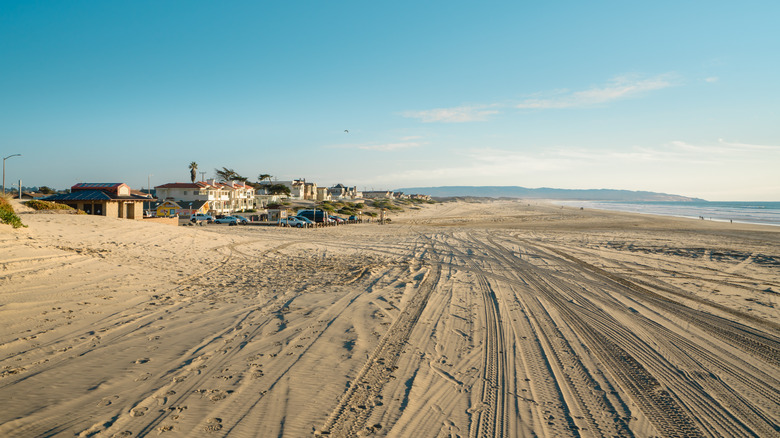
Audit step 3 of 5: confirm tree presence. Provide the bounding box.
[189,162,198,183]
[267,184,291,196]
[214,167,248,182]
[38,186,56,194]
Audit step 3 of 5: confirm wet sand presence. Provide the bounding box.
[1,200,778,437]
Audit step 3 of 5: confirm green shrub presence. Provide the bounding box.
[24,200,74,211]
[370,199,403,211]
[0,196,25,228]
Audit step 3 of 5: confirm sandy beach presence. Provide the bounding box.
[1,200,779,437]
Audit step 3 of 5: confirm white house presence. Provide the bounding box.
[154,180,254,215]
[222,180,256,212]
[328,183,362,200]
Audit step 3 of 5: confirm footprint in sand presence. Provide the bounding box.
[97,395,119,407]
[204,418,223,432]
[131,406,148,417]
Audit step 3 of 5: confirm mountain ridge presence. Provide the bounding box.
[394,186,706,202]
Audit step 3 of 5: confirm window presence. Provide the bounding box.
[183,191,188,195]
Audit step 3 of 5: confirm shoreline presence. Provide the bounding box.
[547,199,780,227]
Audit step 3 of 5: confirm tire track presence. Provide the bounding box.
[318,258,442,437]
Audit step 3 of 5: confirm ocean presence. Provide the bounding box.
[553,200,780,226]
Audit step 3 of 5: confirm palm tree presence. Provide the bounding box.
[189,162,198,183]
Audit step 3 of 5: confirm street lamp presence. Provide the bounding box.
[2,154,22,195]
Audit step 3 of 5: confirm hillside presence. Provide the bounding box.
[395,186,705,202]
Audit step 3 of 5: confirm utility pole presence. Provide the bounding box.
[2,154,22,195]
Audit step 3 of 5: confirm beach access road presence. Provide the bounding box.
[1,200,778,437]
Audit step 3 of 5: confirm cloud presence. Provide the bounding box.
[358,141,422,151]
[516,74,675,109]
[402,105,499,123]
[704,76,719,83]
[401,73,674,124]
[670,139,780,156]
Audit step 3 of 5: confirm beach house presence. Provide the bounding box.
[362,190,395,199]
[154,180,254,215]
[328,183,362,200]
[41,183,154,219]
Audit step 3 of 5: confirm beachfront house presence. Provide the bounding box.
[151,199,210,217]
[155,181,228,215]
[222,180,256,212]
[328,183,362,200]
[264,179,316,200]
[178,200,209,217]
[155,180,254,215]
[362,190,394,199]
[154,200,181,217]
[41,183,154,220]
[316,187,331,202]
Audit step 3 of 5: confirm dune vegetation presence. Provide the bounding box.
[0,195,25,228]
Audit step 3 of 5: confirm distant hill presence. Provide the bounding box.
[394,186,705,202]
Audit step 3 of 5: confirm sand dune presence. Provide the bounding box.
[1,200,778,437]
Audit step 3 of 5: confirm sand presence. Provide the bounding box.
[1,200,779,437]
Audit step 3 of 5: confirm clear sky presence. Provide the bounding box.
[1,1,778,201]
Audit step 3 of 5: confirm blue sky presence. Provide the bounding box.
[1,1,778,200]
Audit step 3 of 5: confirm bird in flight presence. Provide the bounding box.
[344,129,349,133]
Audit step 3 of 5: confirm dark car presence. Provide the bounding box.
[296,209,329,223]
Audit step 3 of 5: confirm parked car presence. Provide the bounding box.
[293,216,314,227]
[296,209,329,223]
[191,213,213,223]
[215,216,240,224]
[233,215,249,224]
[280,217,307,228]
[348,215,359,222]
[331,215,347,224]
